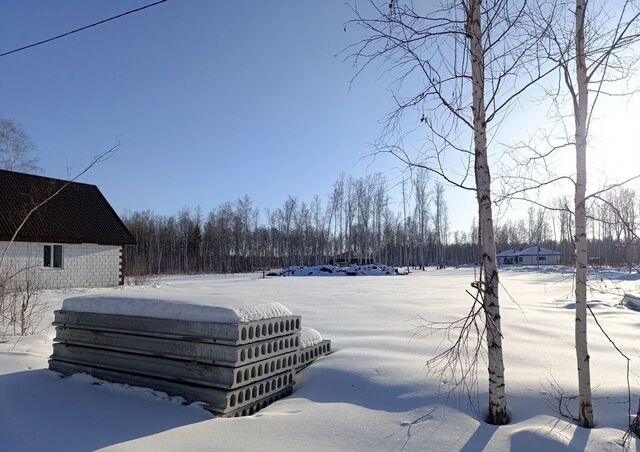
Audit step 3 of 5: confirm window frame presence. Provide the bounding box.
[43,244,64,269]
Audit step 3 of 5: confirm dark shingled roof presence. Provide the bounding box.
[0,169,135,246]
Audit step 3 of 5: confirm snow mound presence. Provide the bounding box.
[61,296,292,324]
[623,292,640,311]
[300,327,323,348]
[281,264,398,277]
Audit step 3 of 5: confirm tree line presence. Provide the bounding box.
[122,172,454,275]
[122,174,640,276]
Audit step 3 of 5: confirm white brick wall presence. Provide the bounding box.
[0,241,121,289]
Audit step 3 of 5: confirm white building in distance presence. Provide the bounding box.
[497,246,561,265]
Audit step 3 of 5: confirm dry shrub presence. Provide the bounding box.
[0,263,48,338]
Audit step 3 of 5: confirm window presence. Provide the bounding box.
[537,256,546,261]
[518,256,523,263]
[43,245,51,267]
[43,245,63,268]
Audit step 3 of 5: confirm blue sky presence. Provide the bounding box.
[8,1,637,234]
[3,1,473,223]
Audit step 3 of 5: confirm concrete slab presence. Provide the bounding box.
[54,327,300,367]
[296,340,332,372]
[48,358,293,415]
[54,310,301,345]
[51,343,298,389]
[224,386,294,418]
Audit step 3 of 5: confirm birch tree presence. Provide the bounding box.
[573,0,595,425]
[499,0,640,427]
[346,0,555,424]
[434,182,448,267]
[413,170,430,269]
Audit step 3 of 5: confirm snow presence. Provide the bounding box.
[62,296,292,323]
[498,247,561,257]
[2,269,640,451]
[497,248,520,257]
[280,264,398,276]
[300,327,323,348]
[518,246,561,256]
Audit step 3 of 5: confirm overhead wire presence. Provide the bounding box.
[1,0,168,57]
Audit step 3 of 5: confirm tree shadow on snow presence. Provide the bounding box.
[457,408,594,451]
[509,423,590,451]
[562,301,609,310]
[296,368,633,451]
[293,366,434,412]
[457,416,591,452]
[459,423,499,452]
[0,369,212,452]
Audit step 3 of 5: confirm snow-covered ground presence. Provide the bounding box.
[2,268,640,451]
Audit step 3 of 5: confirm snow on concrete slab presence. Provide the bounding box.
[281,264,398,276]
[62,296,292,323]
[300,327,323,348]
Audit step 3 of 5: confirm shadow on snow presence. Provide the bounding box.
[0,369,212,452]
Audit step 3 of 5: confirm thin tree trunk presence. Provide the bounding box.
[469,0,508,425]
[574,0,594,428]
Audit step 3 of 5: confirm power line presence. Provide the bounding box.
[0,0,168,58]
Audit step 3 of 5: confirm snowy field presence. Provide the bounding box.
[2,268,640,451]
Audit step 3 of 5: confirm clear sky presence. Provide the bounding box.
[1,1,638,233]
[1,2,457,221]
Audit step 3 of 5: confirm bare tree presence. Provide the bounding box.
[345,0,558,423]
[506,0,640,428]
[413,170,430,269]
[0,118,39,173]
[434,182,448,268]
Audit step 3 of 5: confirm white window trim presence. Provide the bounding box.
[43,244,64,269]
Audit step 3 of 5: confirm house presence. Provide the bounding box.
[0,169,136,289]
[496,248,520,265]
[497,246,561,265]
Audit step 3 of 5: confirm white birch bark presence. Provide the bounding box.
[468,0,508,425]
[574,0,594,428]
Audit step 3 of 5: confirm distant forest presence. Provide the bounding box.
[122,172,640,275]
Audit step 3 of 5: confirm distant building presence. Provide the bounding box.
[496,248,520,265]
[497,246,561,265]
[0,170,136,289]
[327,251,374,266]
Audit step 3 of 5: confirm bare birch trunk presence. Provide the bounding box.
[469,0,508,425]
[574,0,594,428]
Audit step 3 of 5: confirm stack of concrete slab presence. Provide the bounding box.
[296,327,332,372]
[49,296,302,417]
